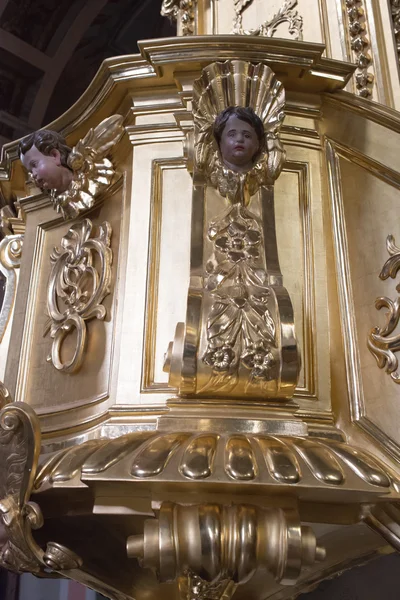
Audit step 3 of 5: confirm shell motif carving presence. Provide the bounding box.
[44,219,112,373]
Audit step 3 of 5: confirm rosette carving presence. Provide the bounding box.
[368,235,400,382]
[44,219,113,373]
[202,204,276,393]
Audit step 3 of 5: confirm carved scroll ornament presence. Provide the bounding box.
[44,219,112,373]
[51,114,124,219]
[0,401,82,573]
[232,0,303,40]
[0,234,23,342]
[368,235,400,383]
[189,60,295,396]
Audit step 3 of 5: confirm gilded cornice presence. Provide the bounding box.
[0,37,355,187]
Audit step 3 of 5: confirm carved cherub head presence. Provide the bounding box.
[213,106,265,173]
[19,130,73,192]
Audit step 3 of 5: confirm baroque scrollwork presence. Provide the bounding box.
[0,234,23,342]
[161,0,196,35]
[51,115,123,219]
[0,402,82,574]
[368,235,400,383]
[391,1,400,68]
[232,0,303,40]
[44,218,112,374]
[346,0,374,97]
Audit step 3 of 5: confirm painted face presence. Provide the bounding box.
[219,115,260,172]
[21,145,66,191]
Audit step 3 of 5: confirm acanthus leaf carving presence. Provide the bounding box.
[44,218,113,374]
[0,402,82,574]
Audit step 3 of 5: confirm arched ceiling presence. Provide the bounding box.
[0,0,175,148]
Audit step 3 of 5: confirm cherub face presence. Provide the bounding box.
[21,145,67,191]
[219,115,260,173]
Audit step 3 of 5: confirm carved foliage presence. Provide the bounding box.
[346,0,374,97]
[44,219,112,373]
[161,0,196,35]
[202,203,276,392]
[368,235,400,383]
[232,0,303,39]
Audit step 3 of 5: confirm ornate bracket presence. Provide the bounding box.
[44,219,112,373]
[232,0,303,39]
[127,503,325,592]
[0,235,23,342]
[368,235,400,383]
[0,401,82,573]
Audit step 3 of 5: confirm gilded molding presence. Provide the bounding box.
[127,503,325,585]
[368,235,400,383]
[51,114,124,219]
[0,235,23,342]
[232,0,303,40]
[391,1,400,68]
[346,0,374,97]
[44,219,113,374]
[34,431,397,500]
[161,0,196,35]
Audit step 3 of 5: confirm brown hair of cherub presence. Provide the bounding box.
[213,106,265,162]
[18,130,72,168]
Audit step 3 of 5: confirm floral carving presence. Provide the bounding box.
[232,0,303,40]
[161,0,196,35]
[201,204,276,392]
[44,219,112,373]
[368,235,400,383]
[391,1,400,68]
[346,0,374,97]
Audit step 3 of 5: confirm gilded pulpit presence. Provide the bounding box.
[1,1,400,599]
